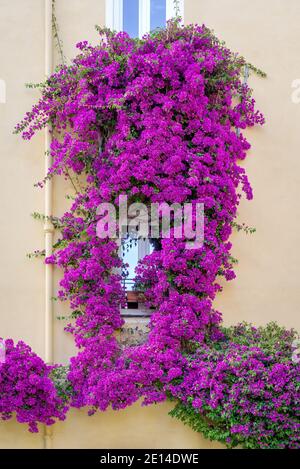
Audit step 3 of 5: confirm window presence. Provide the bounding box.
[106,0,184,38]
[121,236,153,316]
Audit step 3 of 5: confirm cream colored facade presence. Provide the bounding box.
[0,0,299,449]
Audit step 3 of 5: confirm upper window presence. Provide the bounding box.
[106,0,184,38]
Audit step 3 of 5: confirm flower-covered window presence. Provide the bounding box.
[105,0,184,38]
[121,237,153,315]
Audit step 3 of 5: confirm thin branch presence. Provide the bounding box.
[52,0,66,66]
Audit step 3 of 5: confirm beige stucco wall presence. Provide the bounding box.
[0,0,299,448]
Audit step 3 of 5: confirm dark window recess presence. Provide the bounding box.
[127,301,139,310]
[149,238,162,251]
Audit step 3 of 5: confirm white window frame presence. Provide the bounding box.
[106,0,184,38]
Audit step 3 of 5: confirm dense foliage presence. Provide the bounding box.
[169,323,300,448]
[0,21,298,447]
[0,340,66,432]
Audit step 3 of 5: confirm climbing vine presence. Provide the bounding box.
[1,20,299,448]
[52,0,66,66]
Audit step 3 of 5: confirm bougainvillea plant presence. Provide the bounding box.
[1,21,299,447]
[169,323,300,449]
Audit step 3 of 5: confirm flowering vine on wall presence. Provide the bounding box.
[1,21,299,448]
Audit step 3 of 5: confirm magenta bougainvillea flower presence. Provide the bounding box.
[0,340,66,432]
[1,21,298,447]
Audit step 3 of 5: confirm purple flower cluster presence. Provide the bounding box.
[0,340,67,432]
[4,21,298,447]
[169,323,300,448]
[13,18,263,417]
[39,22,263,411]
